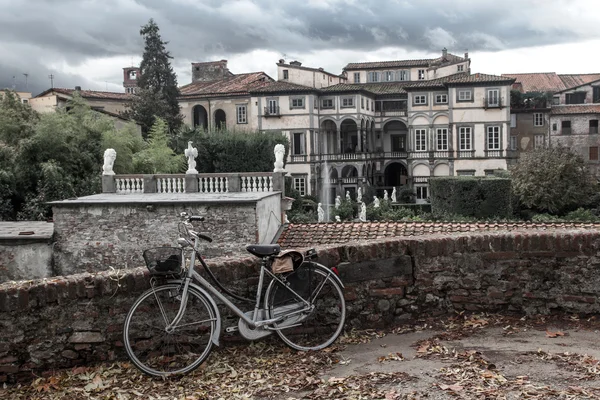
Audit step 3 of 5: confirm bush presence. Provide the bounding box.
[429,177,512,219]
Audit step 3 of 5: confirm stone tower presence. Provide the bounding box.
[123,67,141,94]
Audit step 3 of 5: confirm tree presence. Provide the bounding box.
[511,146,596,214]
[126,19,182,136]
[132,117,185,174]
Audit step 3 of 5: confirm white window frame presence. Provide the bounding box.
[533,112,544,126]
[293,176,306,196]
[414,95,427,105]
[398,70,408,81]
[487,89,500,107]
[534,134,545,149]
[436,128,448,151]
[353,72,360,83]
[457,65,464,72]
[368,71,379,82]
[486,125,501,150]
[459,127,472,151]
[435,94,448,104]
[415,129,427,151]
[236,104,247,124]
[418,69,425,80]
[384,71,394,81]
[341,97,354,108]
[458,89,472,101]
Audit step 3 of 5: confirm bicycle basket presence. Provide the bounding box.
[143,247,183,276]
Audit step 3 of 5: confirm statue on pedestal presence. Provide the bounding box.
[102,148,116,175]
[357,187,362,202]
[317,203,325,222]
[273,144,285,172]
[374,197,380,208]
[346,190,351,201]
[384,190,389,201]
[185,141,198,174]
[391,187,397,203]
[335,195,341,209]
[359,202,366,222]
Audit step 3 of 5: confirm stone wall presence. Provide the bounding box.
[52,201,259,276]
[0,241,53,283]
[2,230,600,382]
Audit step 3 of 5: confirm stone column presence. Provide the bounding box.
[357,129,363,152]
[336,128,342,154]
[272,172,285,197]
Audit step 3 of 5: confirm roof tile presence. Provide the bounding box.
[37,88,131,101]
[249,81,318,94]
[501,73,566,92]
[550,104,600,115]
[179,72,272,97]
[344,53,466,70]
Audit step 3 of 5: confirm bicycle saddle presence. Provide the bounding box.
[246,244,281,257]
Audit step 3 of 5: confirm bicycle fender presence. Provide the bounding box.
[167,279,222,347]
[303,261,345,289]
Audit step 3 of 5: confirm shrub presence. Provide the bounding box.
[429,177,512,219]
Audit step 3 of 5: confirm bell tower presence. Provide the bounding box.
[123,67,141,94]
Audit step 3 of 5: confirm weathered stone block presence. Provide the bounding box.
[337,256,412,283]
[69,332,105,344]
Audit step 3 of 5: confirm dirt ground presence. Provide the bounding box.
[3,313,600,399]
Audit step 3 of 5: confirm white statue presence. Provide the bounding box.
[335,195,341,209]
[317,203,325,222]
[384,190,389,201]
[359,202,366,222]
[346,190,351,201]
[102,148,116,175]
[374,197,380,208]
[284,214,290,224]
[273,144,285,172]
[391,187,397,203]
[184,141,198,174]
[335,215,341,222]
[357,187,362,202]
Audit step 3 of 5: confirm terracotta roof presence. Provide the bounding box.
[344,53,466,71]
[558,74,600,90]
[321,82,412,95]
[501,73,566,93]
[35,88,131,101]
[179,72,273,97]
[249,81,318,94]
[445,73,515,85]
[276,221,600,249]
[551,104,600,115]
[402,74,468,91]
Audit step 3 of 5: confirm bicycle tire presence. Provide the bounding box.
[265,262,346,351]
[123,283,217,377]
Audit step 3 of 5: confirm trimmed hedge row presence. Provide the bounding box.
[429,177,512,218]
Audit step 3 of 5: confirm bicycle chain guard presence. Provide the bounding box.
[237,309,273,340]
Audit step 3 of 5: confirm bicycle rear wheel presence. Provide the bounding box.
[265,262,346,351]
[123,283,217,377]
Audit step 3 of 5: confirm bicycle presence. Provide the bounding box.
[123,212,346,377]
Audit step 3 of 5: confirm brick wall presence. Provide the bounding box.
[52,202,259,276]
[2,230,600,382]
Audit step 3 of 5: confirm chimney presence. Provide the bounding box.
[442,48,447,59]
[278,59,285,64]
[75,86,81,91]
[464,49,469,59]
[290,60,302,67]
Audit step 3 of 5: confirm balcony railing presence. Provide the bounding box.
[457,150,475,158]
[263,106,280,117]
[290,154,307,163]
[411,151,429,159]
[485,150,504,158]
[375,110,407,117]
[433,151,450,158]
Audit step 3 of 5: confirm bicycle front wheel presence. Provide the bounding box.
[265,262,346,351]
[123,283,217,377]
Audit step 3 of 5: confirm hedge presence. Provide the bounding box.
[429,177,512,218]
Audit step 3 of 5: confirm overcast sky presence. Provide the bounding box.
[2,0,599,96]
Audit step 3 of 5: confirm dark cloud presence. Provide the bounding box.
[0,0,597,95]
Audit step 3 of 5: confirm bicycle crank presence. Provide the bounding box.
[237,310,273,340]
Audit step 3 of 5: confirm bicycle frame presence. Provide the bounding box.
[164,233,329,335]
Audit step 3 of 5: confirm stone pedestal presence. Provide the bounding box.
[101,175,115,193]
[185,174,199,193]
[143,175,156,193]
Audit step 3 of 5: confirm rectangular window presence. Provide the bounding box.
[533,113,544,126]
[292,132,305,155]
[416,186,428,200]
[321,98,334,109]
[459,127,472,150]
[397,70,408,81]
[553,96,560,105]
[594,87,600,103]
[236,104,247,124]
[354,72,360,83]
[384,71,394,81]
[361,97,364,109]
[341,97,354,107]
[366,100,369,111]
[290,97,304,109]
[566,92,586,104]
[283,69,289,80]
[510,136,517,151]
[487,126,500,150]
[457,170,475,176]
[562,120,571,134]
[487,89,500,107]
[391,135,406,151]
[414,95,427,105]
[534,134,545,149]
[457,65,464,72]
[436,128,448,150]
[267,99,278,115]
[418,69,425,80]
[415,129,427,151]
[367,71,379,82]
[510,114,517,128]
[293,177,306,196]
[435,94,448,104]
[591,119,599,134]
[590,147,599,161]
[458,89,472,101]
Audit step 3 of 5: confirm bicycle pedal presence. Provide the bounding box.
[225,326,239,333]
